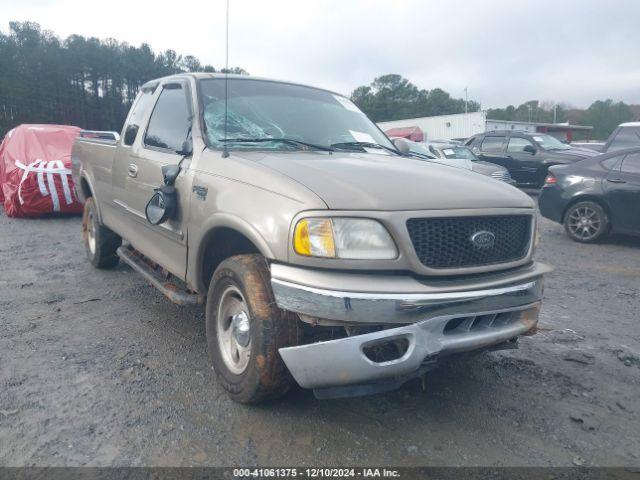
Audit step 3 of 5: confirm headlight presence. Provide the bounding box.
[293,218,398,259]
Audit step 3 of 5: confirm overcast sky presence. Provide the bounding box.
[2,0,639,108]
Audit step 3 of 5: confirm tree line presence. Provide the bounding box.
[487,99,636,140]
[350,74,480,123]
[1,22,636,141]
[0,21,246,137]
[350,75,638,140]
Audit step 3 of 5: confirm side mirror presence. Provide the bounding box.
[145,185,177,225]
[176,139,193,157]
[146,164,181,225]
[523,144,537,154]
[124,124,139,146]
[392,138,411,154]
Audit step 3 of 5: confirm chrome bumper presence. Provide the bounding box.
[271,263,550,390]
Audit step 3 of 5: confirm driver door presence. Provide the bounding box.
[112,81,193,279]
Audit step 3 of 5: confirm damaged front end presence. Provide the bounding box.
[270,263,549,399]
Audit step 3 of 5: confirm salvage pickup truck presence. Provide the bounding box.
[72,73,551,403]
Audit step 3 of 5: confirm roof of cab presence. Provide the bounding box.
[141,72,346,98]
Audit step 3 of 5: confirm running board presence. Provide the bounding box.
[116,247,204,306]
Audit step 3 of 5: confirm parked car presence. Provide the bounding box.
[72,73,550,403]
[571,122,640,153]
[601,122,640,153]
[392,138,514,184]
[427,141,514,184]
[538,146,640,243]
[465,130,599,188]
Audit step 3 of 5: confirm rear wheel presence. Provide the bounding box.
[82,197,121,268]
[206,254,300,404]
[564,201,609,243]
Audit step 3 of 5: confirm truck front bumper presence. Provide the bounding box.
[271,262,551,392]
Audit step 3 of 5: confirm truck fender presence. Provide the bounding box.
[192,213,276,292]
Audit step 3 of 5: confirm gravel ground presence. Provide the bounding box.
[0,197,639,467]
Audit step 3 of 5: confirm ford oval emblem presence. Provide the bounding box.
[471,230,495,249]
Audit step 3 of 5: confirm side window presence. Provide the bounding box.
[620,153,640,175]
[507,137,535,153]
[464,136,476,147]
[144,85,191,152]
[480,136,506,152]
[123,90,155,146]
[609,127,640,151]
[601,154,624,170]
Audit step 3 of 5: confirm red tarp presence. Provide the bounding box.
[385,126,425,142]
[0,124,83,217]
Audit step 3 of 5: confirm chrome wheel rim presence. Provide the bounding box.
[217,286,252,375]
[87,210,97,255]
[568,206,601,241]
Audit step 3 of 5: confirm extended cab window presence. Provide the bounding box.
[123,90,154,146]
[609,126,640,152]
[144,85,191,152]
[480,136,505,152]
[507,137,534,152]
[620,152,640,175]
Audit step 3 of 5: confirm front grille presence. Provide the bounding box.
[406,215,532,269]
[491,170,512,183]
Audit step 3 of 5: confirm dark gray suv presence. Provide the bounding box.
[465,130,599,188]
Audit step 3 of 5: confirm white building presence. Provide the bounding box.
[378,112,486,142]
[378,112,593,142]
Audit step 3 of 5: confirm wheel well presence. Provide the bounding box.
[562,196,612,224]
[80,177,92,199]
[201,228,261,289]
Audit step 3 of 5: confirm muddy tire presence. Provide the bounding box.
[206,254,300,404]
[82,197,121,269]
[563,200,609,244]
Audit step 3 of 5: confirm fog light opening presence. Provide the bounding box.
[362,337,410,363]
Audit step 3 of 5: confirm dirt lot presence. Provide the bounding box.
[1,197,639,467]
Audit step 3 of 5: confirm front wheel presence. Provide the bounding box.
[564,201,609,243]
[206,254,300,404]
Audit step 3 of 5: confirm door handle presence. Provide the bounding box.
[607,178,626,184]
[127,163,138,178]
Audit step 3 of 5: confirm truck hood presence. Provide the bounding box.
[239,151,533,210]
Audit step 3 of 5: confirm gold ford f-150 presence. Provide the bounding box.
[72,73,551,403]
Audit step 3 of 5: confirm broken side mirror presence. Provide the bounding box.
[392,137,411,155]
[145,164,181,225]
[145,185,177,225]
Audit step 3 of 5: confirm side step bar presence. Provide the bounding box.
[116,246,204,306]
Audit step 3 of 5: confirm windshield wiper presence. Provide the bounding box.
[407,151,437,160]
[219,137,334,152]
[330,141,400,155]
